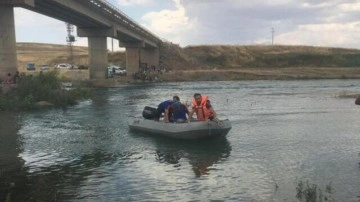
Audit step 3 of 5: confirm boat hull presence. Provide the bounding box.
[128,119,232,139]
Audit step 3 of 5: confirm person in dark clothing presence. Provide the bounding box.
[12,71,20,84]
[356,95,360,105]
[164,96,189,123]
[155,99,173,120]
[3,73,12,84]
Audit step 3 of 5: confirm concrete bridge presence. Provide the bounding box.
[0,0,163,80]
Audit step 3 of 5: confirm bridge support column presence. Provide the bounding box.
[120,41,160,77]
[0,6,18,77]
[141,48,159,70]
[125,47,140,76]
[88,37,108,79]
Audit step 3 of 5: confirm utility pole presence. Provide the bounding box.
[271,27,275,45]
[111,37,114,52]
[66,23,75,64]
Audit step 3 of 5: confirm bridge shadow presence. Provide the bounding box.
[0,112,26,202]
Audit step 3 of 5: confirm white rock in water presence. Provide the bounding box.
[35,101,54,108]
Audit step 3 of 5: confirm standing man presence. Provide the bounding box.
[189,93,217,121]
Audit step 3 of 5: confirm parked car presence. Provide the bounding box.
[26,63,36,71]
[40,64,50,70]
[107,65,126,77]
[55,63,72,69]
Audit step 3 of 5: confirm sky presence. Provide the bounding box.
[13,0,360,50]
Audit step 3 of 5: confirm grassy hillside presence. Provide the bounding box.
[15,42,360,82]
[17,42,126,69]
[17,42,360,70]
[17,43,88,70]
[175,44,360,69]
[159,43,360,81]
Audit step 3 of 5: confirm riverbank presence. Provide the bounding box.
[157,67,360,82]
[73,66,360,88]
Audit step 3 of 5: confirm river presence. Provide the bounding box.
[1,80,360,201]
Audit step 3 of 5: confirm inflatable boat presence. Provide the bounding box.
[128,118,232,139]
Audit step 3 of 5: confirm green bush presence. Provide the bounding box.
[1,71,90,111]
[16,71,59,102]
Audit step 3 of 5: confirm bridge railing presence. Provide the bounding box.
[0,0,33,6]
[88,0,162,44]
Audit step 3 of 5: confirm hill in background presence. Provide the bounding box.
[17,43,126,69]
[16,42,360,70]
[15,42,360,81]
[161,43,360,70]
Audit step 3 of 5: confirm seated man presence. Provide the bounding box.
[3,73,13,84]
[188,93,217,121]
[164,96,189,123]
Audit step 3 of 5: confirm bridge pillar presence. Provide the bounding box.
[121,41,160,75]
[141,48,159,70]
[125,47,140,76]
[0,6,18,78]
[88,37,108,80]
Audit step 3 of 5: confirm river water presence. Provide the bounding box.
[1,80,360,201]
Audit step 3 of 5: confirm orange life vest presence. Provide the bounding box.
[192,96,213,121]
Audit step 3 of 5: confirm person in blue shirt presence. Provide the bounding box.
[155,99,173,120]
[164,96,189,123]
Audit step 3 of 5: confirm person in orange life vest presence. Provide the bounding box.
[188,93,217,121]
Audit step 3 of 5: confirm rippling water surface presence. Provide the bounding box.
[1,80,360,201]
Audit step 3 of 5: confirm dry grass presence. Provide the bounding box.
[179,44,360,69]
[16,43,119,80]
[15,42,360,83]
[17,43,88,70]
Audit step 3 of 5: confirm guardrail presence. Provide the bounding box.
[0,0,163,44]
[0,0,24,3]
[0,0,34,6]
[88,0,162,44]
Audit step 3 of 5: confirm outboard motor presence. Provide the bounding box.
[142,106,158,119]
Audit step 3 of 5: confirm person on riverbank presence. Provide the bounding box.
[3,73,13,84]
[164,96,189,123]
[12,71,20,84]
[189,93,217,121]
